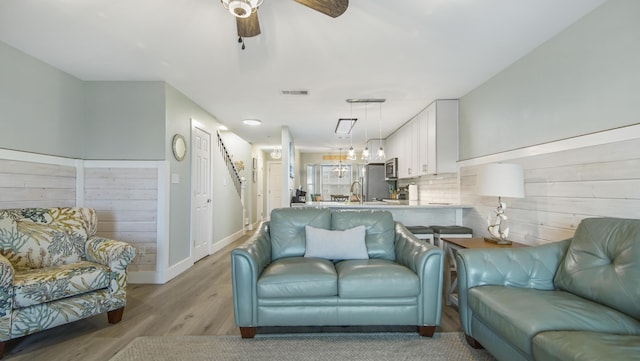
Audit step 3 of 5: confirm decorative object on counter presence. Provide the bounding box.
[330,194,349,202]
[408,184,418,201]
[270,147,282,159]
[476,163,525,244]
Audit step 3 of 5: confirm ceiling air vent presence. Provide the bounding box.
[281,90,309,95]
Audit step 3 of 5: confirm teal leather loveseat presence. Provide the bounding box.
[456,217,640,361]
[231,207,444,338]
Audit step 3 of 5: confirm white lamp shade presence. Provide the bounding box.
[477,163,525,198]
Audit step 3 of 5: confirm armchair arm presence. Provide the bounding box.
[394,223,444,326]
[0,254,15,341]
[456,239,570,334]
[85,237,136,300]
[231,222,272,327]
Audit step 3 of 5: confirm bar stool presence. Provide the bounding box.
[405,226,435,246]
[430,225,473,249]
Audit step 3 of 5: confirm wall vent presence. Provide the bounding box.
[281,90,309,95]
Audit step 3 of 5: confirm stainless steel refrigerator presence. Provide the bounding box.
[363,163,388,201]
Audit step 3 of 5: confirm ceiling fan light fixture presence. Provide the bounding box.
[221,0,262,18]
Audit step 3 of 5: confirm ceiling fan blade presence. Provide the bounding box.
[236,12,261,38]
[293,0,348,18]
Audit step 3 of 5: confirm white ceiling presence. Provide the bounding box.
[0,0,606,152]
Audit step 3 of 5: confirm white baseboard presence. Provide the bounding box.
[211,228,247,254]
[128,271,161,284]
[163,256,194,283]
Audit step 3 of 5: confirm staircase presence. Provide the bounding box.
[217,131,244,197]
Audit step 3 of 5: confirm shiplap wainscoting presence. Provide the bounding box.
[0,156,78,209]
[460,137,640,245]
[0,150,167,283]
[83,164,161,276]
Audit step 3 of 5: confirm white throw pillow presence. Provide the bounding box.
[304,225,369,260]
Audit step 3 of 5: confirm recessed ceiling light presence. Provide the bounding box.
[242,119,262,126]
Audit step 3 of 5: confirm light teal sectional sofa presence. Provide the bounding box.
[231,207,444,338]
[456,217,640,361]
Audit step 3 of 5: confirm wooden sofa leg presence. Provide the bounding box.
[108,307,125,324]
[418,326,436,337]
[240,327,256,338]
[0,340,4,360]
[465,334,484,349]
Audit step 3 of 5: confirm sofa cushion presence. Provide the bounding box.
[0,208,96,270]
[331,210,396,261]
[335,259,419,298]
[554,217,640,319]
[257,257,337,298]
[270,208,332,261]
[13,261,110,308]
[468,285,640,355]
[304,225,368,260]
[533,331,640,361]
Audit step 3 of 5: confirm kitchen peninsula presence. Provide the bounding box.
[292,200,472,228]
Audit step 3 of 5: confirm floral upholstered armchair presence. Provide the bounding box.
[0,207,136,357]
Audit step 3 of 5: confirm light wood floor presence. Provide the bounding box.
[4,230,462,361]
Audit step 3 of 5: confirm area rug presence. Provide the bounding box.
[109,332,496,361]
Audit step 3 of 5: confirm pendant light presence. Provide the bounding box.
[361,103,370,162]
[332,148,349,178]
[375,102,386,160]
[346,103,357,160]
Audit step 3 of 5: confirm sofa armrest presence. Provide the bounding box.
[455,239,570,334]
[394,222,444,326]
[231,222,272,327]
[85,237,136,298]
[0,254,15,340]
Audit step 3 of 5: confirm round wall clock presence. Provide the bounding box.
[172,134,187,161]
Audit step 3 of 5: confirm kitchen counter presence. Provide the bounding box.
[293,200,469,209]
[292,200,472,228]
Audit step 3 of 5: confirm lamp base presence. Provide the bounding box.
[484,237,512,245]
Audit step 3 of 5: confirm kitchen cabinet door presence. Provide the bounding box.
[418,100,458,175]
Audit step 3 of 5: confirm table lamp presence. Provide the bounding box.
[476,163,525,244]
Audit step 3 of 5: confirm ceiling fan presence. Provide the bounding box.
[221,0,348,46]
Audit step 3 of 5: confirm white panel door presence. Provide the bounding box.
[267,162,282,220]
[192,126,212,262]
[256,155,264,221]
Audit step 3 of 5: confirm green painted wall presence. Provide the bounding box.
[459,0,640,160]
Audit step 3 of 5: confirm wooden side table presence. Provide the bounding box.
[442,237,527,307]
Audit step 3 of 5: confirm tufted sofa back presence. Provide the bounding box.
[554,217,640,319]
[331,209,395,261]
[270,207,332,260]
[0,207,97,270]
[269,208,396,261]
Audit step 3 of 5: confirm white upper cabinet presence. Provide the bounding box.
[422,99,458,175]
[390,99,458,179]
